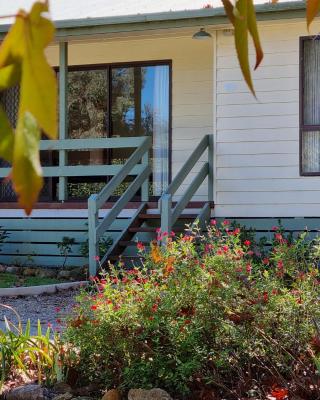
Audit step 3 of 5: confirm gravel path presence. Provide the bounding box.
[0,289,79,334]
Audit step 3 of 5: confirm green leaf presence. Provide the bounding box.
[307,0,320,29]
[12,112,43,215]
[0,106,14,162]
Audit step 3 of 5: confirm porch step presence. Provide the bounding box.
[119,240,151,247]
[138,213,198,220]
[128,227,187,233]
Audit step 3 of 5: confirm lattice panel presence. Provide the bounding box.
[0,86,20,200]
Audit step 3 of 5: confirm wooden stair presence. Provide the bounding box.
[103,201,214,267]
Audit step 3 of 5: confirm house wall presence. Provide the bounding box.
[46,34,213,200]
[215,20,320,218]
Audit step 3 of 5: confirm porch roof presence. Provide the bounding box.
[0,1,306,39]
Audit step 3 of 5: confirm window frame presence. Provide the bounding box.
[64,60,172,182]
[299,36,320,176]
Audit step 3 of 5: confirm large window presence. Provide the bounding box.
[300,37,320,175]
[0,61,171,201]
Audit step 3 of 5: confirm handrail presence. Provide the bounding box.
[88,136,152,275]
[160,134,213,234]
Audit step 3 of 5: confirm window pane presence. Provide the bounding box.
[68,69,108,138]
[302,130,320,173]
[303,39,320,125]
[111,65,170,195]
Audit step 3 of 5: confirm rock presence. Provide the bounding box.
[0,264,6,272]
[38,269,57,279]
[68,269,84,281]
[127,388,172,400]
[58,270,72,280]
[5,384,49,400]
[53,383,72,394]
[53,394,73,400]
[6,266,19,274]
[23,268,38,277]
[102,389,121,400]
[72,398,94,400]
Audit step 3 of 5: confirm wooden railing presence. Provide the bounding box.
[88,136,152,275]
[0,137,151,201]
[160,134,213,234]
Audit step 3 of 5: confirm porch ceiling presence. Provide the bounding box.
[0,1,306,40]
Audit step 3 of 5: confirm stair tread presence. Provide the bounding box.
[119,240,151,246]
[139,213,198,219]
[128,227,188,233]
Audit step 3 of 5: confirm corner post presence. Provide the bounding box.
[141,149,149,202]
[208,134,214,202]
[88,194,99,276]
[58,42,68,201]
[160,193,172,244]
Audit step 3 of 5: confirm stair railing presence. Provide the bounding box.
[88,136,152,275]
[160,134,213,235]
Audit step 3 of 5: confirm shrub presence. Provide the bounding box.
[62,222,320,399]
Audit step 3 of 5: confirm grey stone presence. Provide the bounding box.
[5,384,49,400]
[57,270,72,279]
[52,394,73,400]
[128,388,172,400]
[0,264,7,272]
[38,269,57,279]
[6,266,19,274]
[53,383,72,395]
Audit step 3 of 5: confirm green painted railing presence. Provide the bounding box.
[88,136,152,275]
[0,137,151,200]
[160,134,213,234]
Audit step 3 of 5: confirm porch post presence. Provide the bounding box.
[58,42,68,201]
[141,150,149,202]
[160,193,172,244]
[208,134,214,202]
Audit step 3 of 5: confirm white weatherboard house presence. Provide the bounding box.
[0,0,318,273]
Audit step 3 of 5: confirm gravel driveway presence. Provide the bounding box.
[0,289,79,334]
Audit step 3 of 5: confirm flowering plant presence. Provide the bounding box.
[63,221,320,399]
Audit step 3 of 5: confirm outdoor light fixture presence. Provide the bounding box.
[192,28,212,40]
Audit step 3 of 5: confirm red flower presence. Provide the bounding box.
[223,220,230,226]
[233,228,240,235]
[244,240,251,246]
[55,307,61,313]
[151,303,158,313]
[262,258,269,265]
[90,305,98,311]
[275,233,283,242]
[137,241,145,251]
[270,387,288,400]
[94,255,100,261]
[263,292,268,303]
[277,260,284,270]
[210,219,217,225]
[222,245,229,253]
[246,263,252,273]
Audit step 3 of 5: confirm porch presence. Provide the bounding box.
[0,135,214,275]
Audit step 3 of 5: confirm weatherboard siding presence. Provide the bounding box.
[215,20,320,218]
[46,35,213,201]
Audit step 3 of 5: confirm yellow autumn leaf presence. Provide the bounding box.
[307,0,320,29]
[12,112,43,215]
[0,1,56,213]
[222,0,264,96]
[0,64,21,91]
[0,106,14,162]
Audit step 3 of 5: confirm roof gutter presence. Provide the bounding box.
[0,1,306,39]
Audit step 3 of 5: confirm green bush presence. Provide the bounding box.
[62,222,320,399]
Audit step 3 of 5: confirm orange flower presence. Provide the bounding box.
[270,387,288,400]
[151,242,162,263]
[163,256,175,276]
